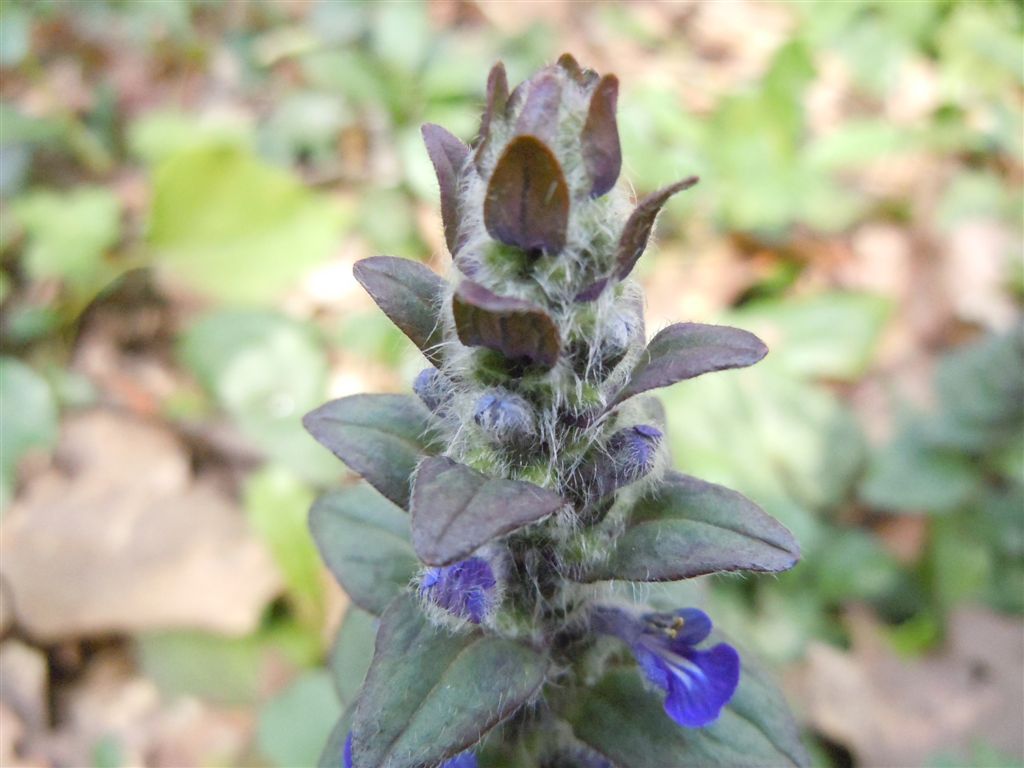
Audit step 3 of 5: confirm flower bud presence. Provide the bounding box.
[414,367,451,412]
[419,556,498,624]
[473,390,535,444]
[609,424,662,483]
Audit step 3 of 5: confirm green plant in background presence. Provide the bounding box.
[2,2,1022,765]
[304,55,806,768]
[863,329,1024,619]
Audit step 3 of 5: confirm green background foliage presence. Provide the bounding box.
[1,1,1020,766]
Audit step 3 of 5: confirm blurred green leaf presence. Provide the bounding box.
[886,611,942,656]
[244,466,324,627]
[936,171,1015,230]
[91,735,123,768]
[0,357,58,511]
[937,2,1024,97]
[862,330,1023,513]
[259,92,349,168]
[329,605,376,708]
[127,110,252,166]
[179,309,338,483]
[0,7,30,66]
[927,330,1024,452]
[369,0,431,75]
[137,620,319,706]
[13,186,122,293]
[664,363,865,546]
[258,670,341,768]
[812,528,903,604]
[929,741,1024,768]
[861,426,981,514]
[732,293,891,381]
[356,187,421,257]
[0,102,63,196]
[929,514,992,611]
[149,145,346,303]
[806,120,917,171]
[300,48,389,110]
[333,310,410,368]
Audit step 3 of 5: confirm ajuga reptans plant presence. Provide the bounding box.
[305,54,808,768]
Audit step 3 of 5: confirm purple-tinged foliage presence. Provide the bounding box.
[543,746,614,768]
[343,732,478,768]
[581,74,621,197]
[420,556,498,624]
[303,394,437,509]
[577,470,800,583]
[411,456,564,566]
[307,54,806,768]
[352,256,446,365]
[473,62,509,174]
[515,72,562,141]
[452,280,561,369]
[484,135,569,255]
[611,321,768,407]
[615,176,700,281]
[556,52,598,87]
[592,606,740,728]
[422,124,470,256]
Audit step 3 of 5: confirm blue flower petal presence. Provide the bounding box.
[343,731,353,768]
[662,643,740,728]
[420,556,498,624]
[633,642,671,691]
[669,608,713,647]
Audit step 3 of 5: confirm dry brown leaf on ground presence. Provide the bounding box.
[0,410,281,640]
[32,650,255,768]
[796,605,1024,766]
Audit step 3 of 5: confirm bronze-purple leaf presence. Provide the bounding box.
[576,471,800,582]
[411,456,565,566]
[574,277,609,303]
[611,322,768,407]
[515,73,562,142]
[615,176,699,280]
[452,280,561,369]
[421,123,469,256]
[350,594,548,767]
[482,61,509,131]
[303,394,439,509]
[353,256,446,365]
[484,135,569,255]
[556,52,598,86]
[473,61,509,173]
[581,74,621,197]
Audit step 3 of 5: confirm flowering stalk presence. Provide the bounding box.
[306,54,807,768]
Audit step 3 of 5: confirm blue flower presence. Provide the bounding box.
[419,556,498,624]
[343,733,477,768]
[593,606,740,728]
